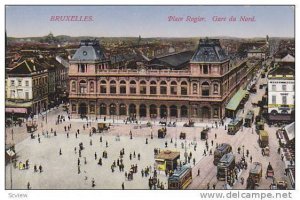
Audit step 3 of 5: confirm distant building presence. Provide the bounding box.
[6,59,48,116]
[68,38,257,120]
[267,63,294,123]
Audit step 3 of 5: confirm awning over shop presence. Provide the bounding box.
[284,122,295,141]
[5,107,27,114]
[226,89,249,111]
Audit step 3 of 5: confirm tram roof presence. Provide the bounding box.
[156,150,180,161]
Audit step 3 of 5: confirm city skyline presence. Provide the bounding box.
[6,5,294,38]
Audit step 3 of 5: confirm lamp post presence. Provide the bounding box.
[242,145,245,160]
[7,149,15,190]
[11,110,14,141]
[184,139,188,164]
[116,102,119,124]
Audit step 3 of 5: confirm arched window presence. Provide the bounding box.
[193,83,198,94]
[160,81,167,95]
[100,80,107,94]
[130,80,136,94]
[170,105,178,117]
[140,80,147,94]
[171,81,177,95]
[181,105,188,117]
[129,104,136,117]
[201,82,210,96]
[120,80,126,94]
[119,104,127,115]
[90,81,94,92]
[100,103,107,115]
[109,103,116,115]
[71,81,76,92]
[139,104,147,117]
[79,80,87,94]
[160,105,167,118]
[150,81,157,94]
[150,104,157,118]
[110,80,116,94]
[213,83,219,94]
[181,81,188,95]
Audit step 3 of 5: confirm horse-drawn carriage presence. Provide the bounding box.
[200,128,209,140]
[26,120,38,133]
[179,132,186,140]
[266,162,274,179]
[183,120,194,127]
[158,128,167,138]
[98,123,110,132]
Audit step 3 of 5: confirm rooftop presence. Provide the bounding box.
[191,38,228,63]
[71,39,106,62]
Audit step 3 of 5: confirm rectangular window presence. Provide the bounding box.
[170,86,177,95]
[140,86,146,94]
[160,86,167,95]
[120,86,126,94]
[18,80,22,86]
[25,92,29,99]
[181,87,187,95]
[72,104,76,112]
[90,105,95,114]
[282,96,287,105]
[272,95,276,104]
[11,80,15,86]
[130,87,136,94]
[272,85,276,91]
[203,65,208,74]
[282,85,286,91]
[25,81,29,86]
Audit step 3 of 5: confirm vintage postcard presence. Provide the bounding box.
[4,4,295,196]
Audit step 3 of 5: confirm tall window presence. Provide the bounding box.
[72,104,77,112]
[130,80,136,94]
[193,83,198,94]
[213,84,219,94]
[203,65,208,74]
[71,81,76,92]
[201,82,210,96]
[79,64,86,73]
[11,80,15,86]
[25,80,29,87]
[160,81,167,95]
[25,92,29,99]
[170,81,177,95]
[100,80,107,94]
[272,95,276,104]
[272,85,276,91]
[18,80,22,86]
[140,80,147,94]
[90,82,94,92]
[282,85,286,91]
[150,81,157,94]
[282,96,287,105]
[90,104,95,113]
[181,81,188,95]
[79,80,87,94]
[120,80,126,94]
[110,80,116,94]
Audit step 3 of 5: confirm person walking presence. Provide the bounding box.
[95,152,97,160]
[27,182,31,190]
[122,182,124,190]
[92,178,95,187]
[59,148,62,156]
[39,165,43,173]
[197,169,200,176]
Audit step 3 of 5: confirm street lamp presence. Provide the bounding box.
[11,110,14,141]
[242,145,245,160]
[184,140,188,164]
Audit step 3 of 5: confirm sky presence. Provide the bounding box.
[5,5,295,38]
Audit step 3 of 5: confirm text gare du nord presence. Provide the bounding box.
[168,16,255,23]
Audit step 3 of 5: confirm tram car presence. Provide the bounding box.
[217,153,236,182]
[168,165,192,189]
[26,120,38,133]
[247,162,262,189]
[244,110,254,127]
[227,118,243,135]
[213,143,232,165]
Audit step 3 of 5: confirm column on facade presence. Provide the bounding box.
[116,80,120,94]
[136,80,140,95]
[106,79,110,95]
[156,106,160,119]
[167,81,171,95]
[157,82,160,95]
[146,104,150,118]
[126,80,130,95]
[167,106,171,118]
[177,105,181,118]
